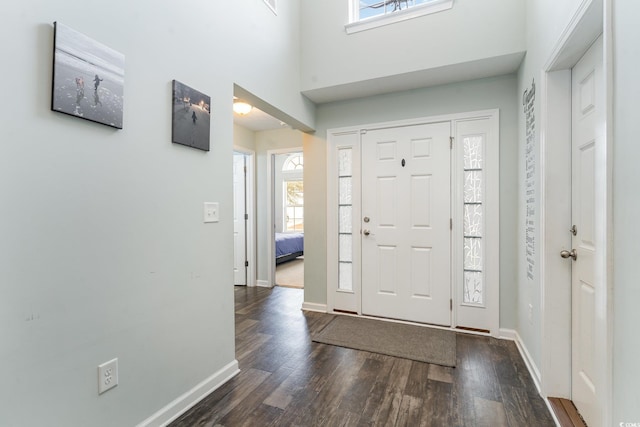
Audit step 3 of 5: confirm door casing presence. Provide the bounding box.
[327,110,500,335]
[539,1,612,425]
[233,147,256,287]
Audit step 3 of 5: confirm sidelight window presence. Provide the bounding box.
[462,135,485,305]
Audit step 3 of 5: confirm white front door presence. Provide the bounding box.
[570,35,603,427]
[361,122,451,325]
[233,153,247,286]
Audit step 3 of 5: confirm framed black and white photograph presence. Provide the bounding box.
[51,22,125,129]
[171,80,211,152]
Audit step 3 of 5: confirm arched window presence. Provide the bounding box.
[282,154,303,171]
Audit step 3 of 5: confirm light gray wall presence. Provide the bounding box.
[234,124,257,153]
[305,75,520,329]
[300,0,525,93]
[0,2,313,426]
[254,129,304,283]
[612,1,640,423]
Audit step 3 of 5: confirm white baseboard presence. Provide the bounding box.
[301,302,327,313]
[256,280,271,288]
[499,328,542,393]
[136,360,240,427]
[498,328,517,341]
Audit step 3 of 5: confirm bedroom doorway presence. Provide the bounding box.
[271,150,304,289]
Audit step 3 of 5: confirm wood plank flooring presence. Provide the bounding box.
[170,286,555,427]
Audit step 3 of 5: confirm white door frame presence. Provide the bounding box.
[266,147,303,287]
[327,109,499,335]
[539,0,612,424]
[233,146,257,287]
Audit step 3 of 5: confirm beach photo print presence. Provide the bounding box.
[51,22,124,129]
[171,80,211,151]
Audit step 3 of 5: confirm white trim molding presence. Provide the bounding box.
[136,360,239,427]
[256,280,271,288]
[233,146,257,288]
[263,0,276,15]
[301,302,327,313]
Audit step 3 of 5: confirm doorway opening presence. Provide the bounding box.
[273,151,304,289]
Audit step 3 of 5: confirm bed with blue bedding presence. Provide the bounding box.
[275,232,304,264]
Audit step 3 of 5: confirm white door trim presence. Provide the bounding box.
[233,146,257,287]
[327,109,500,335]
[539,1,612,425]
[266,147,304,288]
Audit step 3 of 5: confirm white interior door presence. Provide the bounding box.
[361,122,451,325]
[233,153,247,286]
[570,35,603,427]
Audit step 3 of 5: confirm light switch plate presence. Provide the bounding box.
[204,202,219,223]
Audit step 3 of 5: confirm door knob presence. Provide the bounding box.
[363,229,370,236]
[560,249,577,261]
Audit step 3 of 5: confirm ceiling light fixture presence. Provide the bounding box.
[233,101,253,115]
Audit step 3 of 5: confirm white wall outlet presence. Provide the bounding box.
[204,202,219,223]
[98,358,118,394]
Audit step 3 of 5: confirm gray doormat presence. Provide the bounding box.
[312,315,456,367]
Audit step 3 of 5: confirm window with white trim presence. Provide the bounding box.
[282,154,303,232]
[347,0,453,34]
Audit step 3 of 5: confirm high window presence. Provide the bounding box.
[347,0,453,34]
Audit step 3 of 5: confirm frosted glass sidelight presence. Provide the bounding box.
[339,262,353,291]
[463,271,484,304]
[339,234,353,262]
[464,238,483,271]
[464,171,483,203]
[339,206,353,233]
[463,135,484,170]
[338,148,353,177]
[339,177,353,204]
[462,131,484,305]
[463,204,483,237]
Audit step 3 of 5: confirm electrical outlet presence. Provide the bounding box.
[98,358,118,394]
[528,304,533,324]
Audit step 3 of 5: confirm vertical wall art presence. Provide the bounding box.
[523,78,536,281]
[171,80,211,151]
[51,22,125,129]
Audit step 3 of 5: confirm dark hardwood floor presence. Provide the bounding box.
[170,286,555,427]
